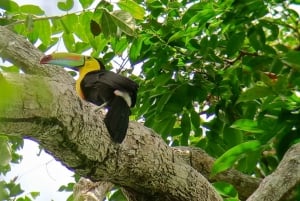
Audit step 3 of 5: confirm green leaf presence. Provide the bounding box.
[60,14,78,34]
[0,65,20,73]
[117,0,145,20]
[111,37,128,55]
[155,115,176,138]
[90,34,108,52]
[226,32,245,57]
[111,10,135,36]
[282,51,300,70]
[0,136,11,166]
[0,0,19,12]
[156,92,172,113]
[90,19,101,37]
[212,182,238,198]
[168,30,186,43]
[248,26,266,51]
[109,188,127,201]
[211,140,261,176]
[181,112,191,145]
[79,0,94,9]
[237,85,274,103]
[7,182,24,197]
[231,119,264,133]
[100,9,117,38]
[129,36,144,62]
[223,127,243,148]
[190,109,200,130]
[62,32,75,52]
[57,0,74,11]
[20,4,44,15]
[183,6,217,26]
[35,20,51,47]
[30,192,40,199]
[58,182,74,192]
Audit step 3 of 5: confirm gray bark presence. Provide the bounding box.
[247,143,300,201]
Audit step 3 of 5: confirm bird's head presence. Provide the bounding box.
[40,52,104,72]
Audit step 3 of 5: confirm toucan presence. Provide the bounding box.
[40,53,138,143]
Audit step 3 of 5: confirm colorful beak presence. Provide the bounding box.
[40,52,85,68]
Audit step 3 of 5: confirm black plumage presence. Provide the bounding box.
[81,70,138,143]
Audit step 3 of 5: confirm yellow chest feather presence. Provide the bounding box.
[75,58,101,99]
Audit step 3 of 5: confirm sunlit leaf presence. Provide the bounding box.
[30,192,40,199]
[211,140,261,176]
[231,119,264,133]
[58,182,74,192]
[111,10,135,36]
[57,0,74,11]
[79,0,94,9]
[60,14,78,34]
[7,182,24,197]
[0,0,19,12]
[212,182,238,198]
[237,85,274,103]
[100,9,117,38]
[63,32,75,52]
[129,36,143,62]
[117,0,145,20]
[35,20,51,47]
[20,4,44,15]
[111,37,128,55]
[0,136,11,166]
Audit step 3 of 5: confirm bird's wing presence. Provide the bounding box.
[83,71,138,106]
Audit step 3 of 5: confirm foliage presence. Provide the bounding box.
[1,0,300,200]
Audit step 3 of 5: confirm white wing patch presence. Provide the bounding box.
[114,90,132,107]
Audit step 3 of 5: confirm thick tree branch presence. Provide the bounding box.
[247,143,300,201]
[172,147,261,200]
[73,178,114,201]
[0,72,222,201]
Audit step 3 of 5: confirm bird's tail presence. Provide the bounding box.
[104,96,131,143]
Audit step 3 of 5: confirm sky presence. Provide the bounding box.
[5,140,74,200]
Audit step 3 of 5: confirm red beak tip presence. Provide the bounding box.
[40,55,52,64]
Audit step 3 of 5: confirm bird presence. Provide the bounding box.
[40,52,138,143]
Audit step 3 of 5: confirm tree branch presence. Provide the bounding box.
[247,143,300,201]
[0,71,222,201]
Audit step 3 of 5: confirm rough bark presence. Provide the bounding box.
[73,178,114,201]
[0,72,221,201]
[247,143,300,201]
[0,26,299,201]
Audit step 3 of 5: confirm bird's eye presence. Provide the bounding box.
[86,56,91,60]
